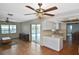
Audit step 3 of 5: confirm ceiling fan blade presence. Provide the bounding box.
[44,13,55,16]
[25,6,37,12]
[24,13,36,15]
[8,13,13,16]
[44,6,58,12]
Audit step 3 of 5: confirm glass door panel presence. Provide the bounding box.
[31,24,40,43]
[36,24,40,43]
[32,24,36,42]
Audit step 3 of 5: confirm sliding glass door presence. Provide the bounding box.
[31,24,40,43]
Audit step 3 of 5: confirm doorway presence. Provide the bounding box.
[66,24,73,46]
[66,23,79,45]
[67,24,73,39]
[31,24,41,44]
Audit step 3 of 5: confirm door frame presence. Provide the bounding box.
[30,23,41,44]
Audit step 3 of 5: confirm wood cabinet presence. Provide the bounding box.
[19,33,29,41]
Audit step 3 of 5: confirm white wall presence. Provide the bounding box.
[21,20,42,34]
[21,22,30,34]
[21,19,42,42]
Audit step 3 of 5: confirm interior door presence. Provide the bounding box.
[31,24,40,43]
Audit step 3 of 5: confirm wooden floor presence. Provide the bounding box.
[0,39,79,55]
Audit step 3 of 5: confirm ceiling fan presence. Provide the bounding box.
[0,13,14,23]
[25,3,58,18]
[5,13,13,23]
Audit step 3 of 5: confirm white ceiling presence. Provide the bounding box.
[0,3,79,22]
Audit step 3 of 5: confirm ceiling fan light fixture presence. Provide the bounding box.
[37,14,43,18]
[36,12,44,19]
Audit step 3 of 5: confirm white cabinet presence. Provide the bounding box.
[42,21,53,30]
[43,36,63,51]
[42,20,60,31]
[56,23,60,30]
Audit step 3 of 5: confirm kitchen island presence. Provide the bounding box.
[43,36,63,51]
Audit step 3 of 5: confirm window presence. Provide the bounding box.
[70,25,72,31]
[0,25,16,34]
[1,25,9,34]
[0,26,1,34]
[10,25,16,33]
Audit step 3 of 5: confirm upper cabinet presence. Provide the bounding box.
[42,20,60,31]
[42,21,53,30]
[55,23,60,30]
